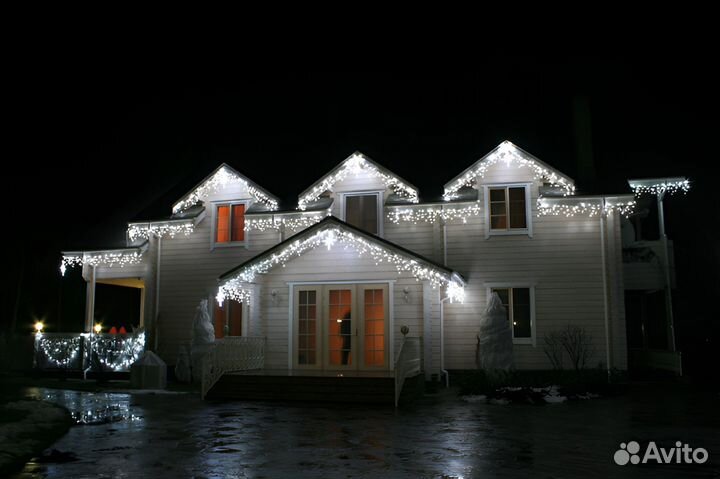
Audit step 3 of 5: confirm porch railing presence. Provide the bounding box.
[33,331,146,372]
[394,336,422,407]
[201,337,266,399]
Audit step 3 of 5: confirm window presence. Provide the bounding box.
[343,193,381,235]
[490,287,534,344]
[214,203,245,245]
[213,299,243,338]
[485,185,530,236]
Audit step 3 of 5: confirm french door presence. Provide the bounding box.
[293,284,389,371]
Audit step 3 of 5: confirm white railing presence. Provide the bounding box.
[394,336,422,407]
[201,337,266,399]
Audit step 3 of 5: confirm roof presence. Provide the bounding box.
[443,141,576,199]
[172,163,280,214]
[297,151,420,210]
[218,216,465,286]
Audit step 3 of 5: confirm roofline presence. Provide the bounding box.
[128,208,205,225]
[172,163,280,211]
[539,193,635,202]
[296,151,419,202]
[218,216,464,284]
[443,141,575,191]
[62,241,149,256]
[627,176,688,186]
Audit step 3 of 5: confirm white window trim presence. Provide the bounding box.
[210,199,251,250]
[485,283,536,346]
[339,190,384,237]
[482,182,533,239]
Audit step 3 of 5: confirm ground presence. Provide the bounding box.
[2,377,719,478]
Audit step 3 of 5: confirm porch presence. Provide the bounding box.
[33,331,146,373]
[201,336,423,406]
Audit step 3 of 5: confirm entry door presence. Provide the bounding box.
[325,288,356,369]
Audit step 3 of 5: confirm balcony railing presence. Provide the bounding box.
[201,337,266,399]
[33,331,146,373]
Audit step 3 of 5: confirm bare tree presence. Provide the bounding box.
[559,326,595,371]
[543,331,564,370]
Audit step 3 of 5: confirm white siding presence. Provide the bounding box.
[156,182,280,362]
[255,246,427,370]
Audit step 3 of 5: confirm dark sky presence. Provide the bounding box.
[3,62,718,341]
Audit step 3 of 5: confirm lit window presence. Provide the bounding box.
[491,287,533,342]
[214,299,243,338]
[489,186,528,231]
[344,193,380,235]
[215,203,245,244]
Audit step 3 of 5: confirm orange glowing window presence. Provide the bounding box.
[214,299,243,338]
[215,204,245,243]
[363,289,385,367]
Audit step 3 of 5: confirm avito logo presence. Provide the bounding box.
[614,441,709,465]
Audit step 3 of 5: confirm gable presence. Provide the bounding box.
[217,217,465,305]
[443,141,575,200]
[172,163,280,214]
[297,152,419,210]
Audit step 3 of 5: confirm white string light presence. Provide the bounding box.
[128,220,195,241]
[35,332,145,372]
[173,165,279,213]
[444,141,576,200]
[218,224,465,306]
[298,153,419,210]
[537,198,636,217]
[387,203,481,224]
[61,250,144,276]
[629,179,690,196]
[244,210,331,231]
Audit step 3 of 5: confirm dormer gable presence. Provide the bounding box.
[297,152,419,211]
[172,163,280,214]
[443,141,575,200]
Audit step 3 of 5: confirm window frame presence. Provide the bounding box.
[339,190,384,237]
[212,296,247,338]
[482,183,533,238]
[485,283,536,345]
[211,199,250,249]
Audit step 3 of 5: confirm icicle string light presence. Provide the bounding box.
[444,141,575,200]
[173,166,279,213]
[218,225,465,306]
[128,220,195,241]
[298,153,419,210]
[244,210,331,232]
[629,179,690,196]
[387,203,481,224]
[61,250,144,276]
[537,199,636,217]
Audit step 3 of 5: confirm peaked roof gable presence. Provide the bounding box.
[443,141,576,199]
[217,216,465,304]
[297,152,419,210]
[172,163,280,214]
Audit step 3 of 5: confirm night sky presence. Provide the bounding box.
[3,63,718,370]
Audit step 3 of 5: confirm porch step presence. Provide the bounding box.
[206,374,396,404]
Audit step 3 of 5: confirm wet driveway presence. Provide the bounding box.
[11,384,720,478]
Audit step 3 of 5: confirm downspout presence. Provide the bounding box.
[440,294,451,388]
[154,234,162,352]
[599,199,611,379]
[441,207,448,266]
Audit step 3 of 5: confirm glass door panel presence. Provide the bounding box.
[327,289,353,367]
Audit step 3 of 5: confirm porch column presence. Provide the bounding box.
[84,264,96,332]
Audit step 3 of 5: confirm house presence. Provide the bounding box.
[53,141,686,402]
